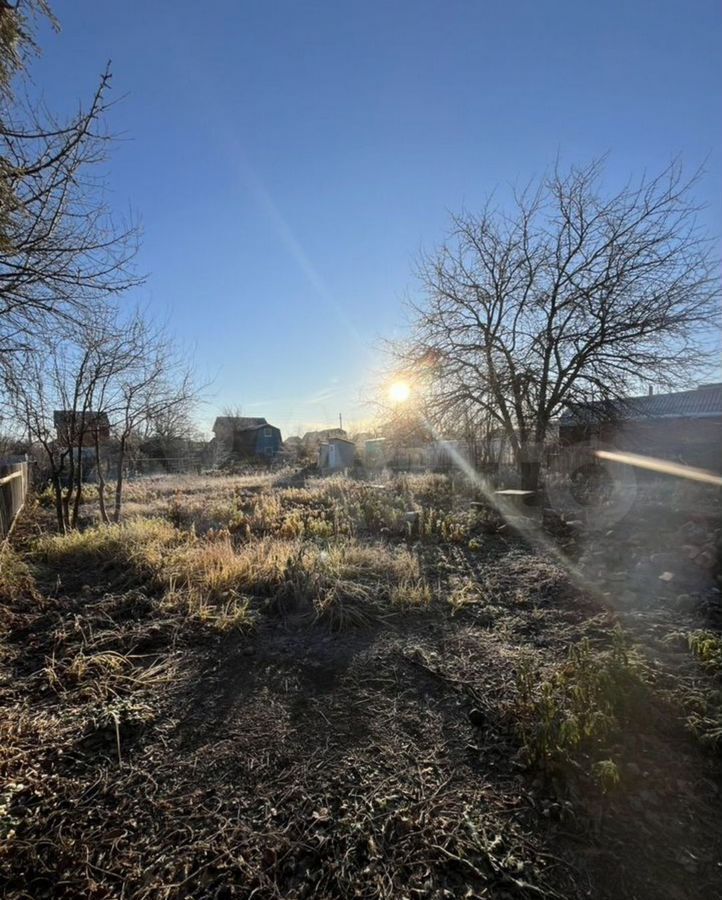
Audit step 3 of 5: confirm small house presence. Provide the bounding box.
[212,416,282,463]
[54,411,110,447]
[559,383,722,472]
[319,436,355,471]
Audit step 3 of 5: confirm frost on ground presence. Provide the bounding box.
[0,471,720,899]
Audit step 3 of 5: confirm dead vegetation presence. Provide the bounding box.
[1,470,720,898]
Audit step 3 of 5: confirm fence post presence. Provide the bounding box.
[0,460,29,541]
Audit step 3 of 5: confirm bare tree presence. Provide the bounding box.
[108,315,197,521]
[4,338,76,532]
[3,307,197,531]
[0,66,142,370]
[1,7,140,370]
[220,405,244,419]
[0,0,57,100]
[72,311,134,524]
[375,402,431,454]
[398,160,720,491]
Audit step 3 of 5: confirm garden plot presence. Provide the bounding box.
[1,471,720,899]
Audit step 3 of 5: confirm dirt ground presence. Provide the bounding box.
[1,472,720,899]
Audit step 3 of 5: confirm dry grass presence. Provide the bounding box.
[31,510,430,632]
[110,471,467,542]
[34,518,185,586]
[2,470,722,898]
[163,534,426,629]
[0,544,37,605]
[448,580,491,615]
[390,579,434,608]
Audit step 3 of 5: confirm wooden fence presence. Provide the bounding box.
[0,460,29,541]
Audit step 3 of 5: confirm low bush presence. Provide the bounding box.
[513,629,649,783]
[687,630,722,674]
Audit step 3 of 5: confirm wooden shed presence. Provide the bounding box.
[319,437,355,472]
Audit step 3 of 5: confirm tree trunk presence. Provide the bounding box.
[95,433,109,524]
[51,471,65,534]
[113,436,126,523]
[520,460,541,493]
[62,443,75,531]
[70,441,84,529]
[517,438,542,496]
[61,491,70,532]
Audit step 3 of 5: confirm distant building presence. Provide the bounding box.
[319,436,356,471]
[282,435,303,460]
[559,383,722,472]
[53,411,110,447]
[302,428,347,452]
[428,439,465,469]
[212,416,282,463]
[364,437,386,468]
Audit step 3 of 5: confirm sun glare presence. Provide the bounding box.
[388,380,411,403]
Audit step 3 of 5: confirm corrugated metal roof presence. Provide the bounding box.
[560,384,722,425]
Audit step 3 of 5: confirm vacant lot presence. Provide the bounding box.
[1,470,720,899]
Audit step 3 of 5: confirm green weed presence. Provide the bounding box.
[687,631,722,674]
[514,629,647,778]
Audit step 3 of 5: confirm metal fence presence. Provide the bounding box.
[0,459,29,540]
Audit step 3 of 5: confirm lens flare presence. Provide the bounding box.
[595,449,722,486]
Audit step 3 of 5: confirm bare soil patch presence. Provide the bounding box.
[1,473,720,899]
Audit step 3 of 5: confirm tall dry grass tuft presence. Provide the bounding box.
[34,518,185,581]
[163,534,428,629]
[0,543,39,606]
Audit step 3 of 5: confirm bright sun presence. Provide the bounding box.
[388,380,411,403]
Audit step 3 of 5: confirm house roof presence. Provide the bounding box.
[241,423,281,433]
[213,416,267,431]
[302,428,347,443]
[560,384,722,425]
[325,436,355,445]
[54,410,110,429]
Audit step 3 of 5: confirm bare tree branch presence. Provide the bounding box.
[397,159,720,490]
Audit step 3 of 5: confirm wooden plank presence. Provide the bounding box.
[3,500,25,544]
[0,463,28,540]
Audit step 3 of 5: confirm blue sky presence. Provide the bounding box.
[32,1,722,437]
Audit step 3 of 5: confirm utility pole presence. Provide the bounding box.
[339,412,343,431]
